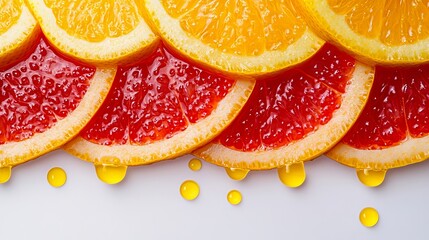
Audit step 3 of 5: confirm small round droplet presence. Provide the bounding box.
[360,207,379,227]
[47,167,67,188]
[357,169,386,187]
[227,190,242,205]
[278,162,306,188]
[95,164,127,184]
[188,158,202,171]
[180,180,199,201]
[225,167,249,181]
[0,167,12,184]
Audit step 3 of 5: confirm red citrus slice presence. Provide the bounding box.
[327,64,429,170]
[63,43,255,166]
[0,35,115,168]
[194,44,374,170]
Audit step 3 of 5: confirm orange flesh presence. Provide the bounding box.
[343,65,429,150]
[0,0,22,35]
[44,0,143,42]
[162,0,306,56]
[80,43,235,145]
[0,36,94,144]
[218,44,355,151]
[328,0,429,46]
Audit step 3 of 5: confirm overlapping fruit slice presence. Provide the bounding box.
[298,0,429,64]
[0,0,40,67]
[143,0,324,75]
[194,44,374,187]
[0,35,116,183]
[26,0,158,64]
[327,65,429,187]
[63,43,255,184]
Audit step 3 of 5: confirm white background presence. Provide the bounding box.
[1,150,428,240]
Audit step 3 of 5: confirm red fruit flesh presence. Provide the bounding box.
[343,65,429,150]
[218,44,356,151]
[0,37,94,144]
[81,44,235,145]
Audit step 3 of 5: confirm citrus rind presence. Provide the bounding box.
[0,68,116,167]
[26,0,159,65]
[299,0,429,65]
[193,63,374,170]
[143,0,324,75]
[63,79,255,166]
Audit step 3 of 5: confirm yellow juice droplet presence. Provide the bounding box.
[180,180,199,201]
[227,190,242,205]
[356,169,386,187]
[278,162,306,188]
[225,167,249,181]
[95,164,127,184]
[47,167,67,188]
[0,166,12,184]
[360,207,379,227]
[188,158,202,171]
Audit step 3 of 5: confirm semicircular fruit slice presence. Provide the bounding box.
[327,65,429,186]
[298,0,429,65]
[143,0,324,75]
[0,0,40,67]
[193,44,374,179]
[26,0,158,65]
[0,36,116,171]
[63,43,255,183]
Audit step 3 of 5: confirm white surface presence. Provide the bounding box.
[1,150,428,240]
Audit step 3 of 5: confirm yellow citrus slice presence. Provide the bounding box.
[142,0,324,75]
[327,64,429,170]
[63,43,254,166]
[0,0,40,67]
[194,44,374,170]
[26,0,158,65]
[0,36,115,168]
[298,0,429,64]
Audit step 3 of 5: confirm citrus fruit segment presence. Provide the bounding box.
[26,0,159,65]
[298,0,429,64]
[0,36,116,167]
[327,65,429,170]
[63,43,255,166]
[143,0,324,75]
[0,0,40,67]
[193,44,374,170]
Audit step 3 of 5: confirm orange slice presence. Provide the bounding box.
[63,43,254,168]
[328,64,429,171]
[0,36,115,169]
[26,0,158,65]
[194,44,374,170]
[298,0,429,64]
[0,0,40,67]
[143,0,324,75]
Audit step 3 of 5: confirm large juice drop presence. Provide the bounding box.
[225,168,249,181]
[47,167,67,187]
[95,164,127,184]
[0,167,12,184]
[180,180,200,201]
[360,207,379,227]
[357,169,386,187]
[278,162,306,188]
[227,190,242,205]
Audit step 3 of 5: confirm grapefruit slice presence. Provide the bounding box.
[327,64,429,186]
[143,0,324,75]
[298,0,429,64]
[193,44,374,185]
[0,0,40,67]
[0,36,116,173]
[63,43,255,183]
[26,0,158,64]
